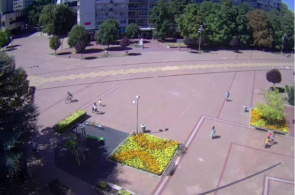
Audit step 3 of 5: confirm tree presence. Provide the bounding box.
[120,37,130,48]
[96,19,119,48]
[49,35,61,54]
[233,3,251,46]
[0,52,39,190]
[150,0,174,40]
[126,23,139,41]
[68,25,90,48]
[266,69,282,87]
[247,9,273,49]
[176,4,203,40]
[0,29,11,48]
[170,0,192,17]
[28,0,55,27]
[38,4,55,34]
[39,4,76,35]
[74,41,86,59]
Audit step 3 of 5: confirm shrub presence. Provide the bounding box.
[285,85,289,93]
[120,37,130,48]
[230,38,239,47]
[288,86,294,106]
[53,110,86,134]
[183,36,197,48]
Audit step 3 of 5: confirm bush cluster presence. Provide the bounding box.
[53,110,86,134]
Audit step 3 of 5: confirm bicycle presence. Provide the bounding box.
[65,94,73,104]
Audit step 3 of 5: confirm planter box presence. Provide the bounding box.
[53,110,87,134]
[249,108,289,135]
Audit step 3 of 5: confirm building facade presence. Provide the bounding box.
[78,0,282,31]
[77,0,157,30]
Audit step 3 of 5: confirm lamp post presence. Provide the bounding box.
[281,34,286,54]
[198,25,203,52]
[133,95,140,135]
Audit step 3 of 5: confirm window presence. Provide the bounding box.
[120,20,126,24]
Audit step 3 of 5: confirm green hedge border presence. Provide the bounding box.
[53,110,87,134]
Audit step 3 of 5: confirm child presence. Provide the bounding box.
[226,92,230,101]
[98,99,102,107]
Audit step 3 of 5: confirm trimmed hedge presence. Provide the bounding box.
[53,110,86,134]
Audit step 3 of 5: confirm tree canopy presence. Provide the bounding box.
[266,69,282,87]
[39,4,76,35]
[0,52,39,190]
[49,35,61,54]
[67,25,90,48]
[0,29,11,48]
[96,19,119,48]
[247,9,273,48]
[126,23,140,41]
[28,0,55,27]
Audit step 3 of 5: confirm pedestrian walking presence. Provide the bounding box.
[92,103,98,113]
[243,105,247,112]
[210,126,216,139]
[98,99,102,107]
[270,133,275,145]
[226,92,230,101]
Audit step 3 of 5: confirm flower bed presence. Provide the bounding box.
[109,133,179,176]
[250,108,288,134]
[53,110,87,134]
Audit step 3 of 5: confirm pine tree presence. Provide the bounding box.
[0,52,39,188]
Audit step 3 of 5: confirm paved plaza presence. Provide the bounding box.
[8,31,294,195]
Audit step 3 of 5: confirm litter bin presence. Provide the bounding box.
[141,124,146,133]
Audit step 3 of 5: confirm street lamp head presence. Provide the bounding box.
[133,100,136,104]
[136,95,140,100]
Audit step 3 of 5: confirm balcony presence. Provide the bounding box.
[128,6,148,10]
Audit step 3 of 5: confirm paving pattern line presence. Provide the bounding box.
[263,176,295,195]
[28,62,293,86]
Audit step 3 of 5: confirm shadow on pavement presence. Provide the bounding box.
[107,47,132,51]
[55,124,130,186]
[84,56,97,60]
[57,51,72,55]
[83,48,103,54]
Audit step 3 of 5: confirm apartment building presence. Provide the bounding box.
[77,0,157,30]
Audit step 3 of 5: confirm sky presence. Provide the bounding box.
[283,0,294,12]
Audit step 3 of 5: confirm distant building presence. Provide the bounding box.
[0,0,34,32]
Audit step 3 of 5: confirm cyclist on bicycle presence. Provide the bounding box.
[67,91,73,100]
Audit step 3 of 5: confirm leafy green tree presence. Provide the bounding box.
[150,0,174,40]
[38,4,55,34]
[170,0,192,17]
[0,52,39,189]
[279,4,294,51]
[96,19,119,48]
[176,4,203,40]
[267,10,283,50]
[233,3,251,46]
[49,35,61,54]
[68,25,90,48]
[0,29,11,48]
[39,4,76,35]
[266,69,282,87]
[28,0,55,27]
[126,23,139,41]
[247,9,273,48]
